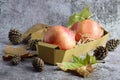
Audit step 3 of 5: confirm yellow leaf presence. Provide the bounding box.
[56,63,68,71]
[22,23,50,41]
[4,45,27,56]
[76,65,94,77]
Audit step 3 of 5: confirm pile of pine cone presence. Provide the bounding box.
[6,29,45,72]
[93,39,120,60]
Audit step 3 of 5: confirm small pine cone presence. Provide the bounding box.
[32,57,44,72]
[106,39,120,51]
[93,46,108,60]
[8,29,22,45]
[28,39,41,50]
[10,55,21,65]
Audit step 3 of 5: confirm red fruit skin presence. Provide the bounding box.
[75,19,102,41]
[70,22,78,31]
[43,26,76,50]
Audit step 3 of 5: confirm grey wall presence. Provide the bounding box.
[0,0,120,43]
[0,0,120,80]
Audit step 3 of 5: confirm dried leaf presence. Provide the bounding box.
[3,51,38,61]
[76,65,94,77]
[57,54,96,77]
[3,45,38,61]
[22,33,32,44]
[2,55,13,61]
[4,45,27,56]
[31,28,47,40]
[22,23,50,42]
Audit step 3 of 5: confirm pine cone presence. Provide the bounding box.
[106,39,120,51]
[32,57,44,72]
[8,29,22,45]
[10,55,21,65]
[93,46,108,60]
[28,39,41,50]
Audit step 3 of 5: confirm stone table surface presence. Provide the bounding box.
[0,0,120,80]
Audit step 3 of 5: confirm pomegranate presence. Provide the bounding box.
[43,26,76,50]
[71,19,102,41]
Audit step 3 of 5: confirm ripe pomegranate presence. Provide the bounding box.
[43,26,76,50]
[71,19,102,41]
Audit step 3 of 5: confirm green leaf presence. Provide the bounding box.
[62,62,83,70]
[90,56,97,64]
[72,54,96,66]
[78,5,92,20]
[83,54,97,65]
[57,54,97,71]
[67,5,92,28]
[82,53,89,65]
[72,55,79,63]
[72,55,83,64]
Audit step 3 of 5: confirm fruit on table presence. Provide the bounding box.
[43,26,76,50]
[71,19,102,41]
